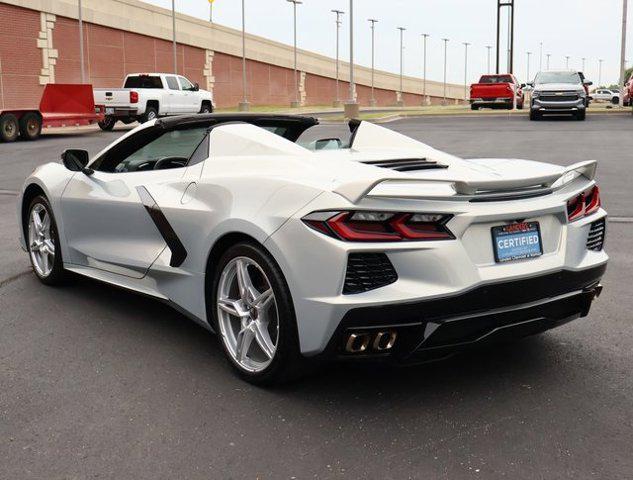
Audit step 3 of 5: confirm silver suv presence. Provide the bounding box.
[529,71,591,121]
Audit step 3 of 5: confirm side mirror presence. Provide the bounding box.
[527,82,534,87]
[193,82,200,91]
[520,83,526,88]
[584,81,593,86]
[61,149,93,175]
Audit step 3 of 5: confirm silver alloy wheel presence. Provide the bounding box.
[147,109,157,121]
[28,203,55,277]
[217,257,279,373]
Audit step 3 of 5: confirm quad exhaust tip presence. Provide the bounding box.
[345,330,398,354]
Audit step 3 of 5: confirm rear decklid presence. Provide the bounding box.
[92,88,133,107]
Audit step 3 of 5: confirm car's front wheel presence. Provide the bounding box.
[210,242,304,385]
[26,195,66,285]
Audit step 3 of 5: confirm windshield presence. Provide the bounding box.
[534,72,581,85]
[124,75,163,89]
[479,75,513,84]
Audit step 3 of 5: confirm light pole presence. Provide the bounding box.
[238,0,249,111]
[619,0,628,107]
[78,0,85,83]
[486,45,492,74]
[599,59,603,87]
[463,42,470,103]
[344,0,358,118]
[369,19,378,107]
[287,0,302,108]
[332,10,345,107]
[442,38,449,105]
[526,51,531,82]
[539,42,543,72]
[423,34,430,105]
[209,0,214,22]
[546,53,551,70]
[565,55,570,69]
[397,27,406,107]
[582,57,586,72]
[171,0,177,74]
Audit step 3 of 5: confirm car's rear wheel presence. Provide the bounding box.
[139,106,158,124]
[98,115,117,131]
[576,110,586,121]
[529,110,540,121]
[210,242,304,385]
[470,104,479,111]
[26,195,66,285]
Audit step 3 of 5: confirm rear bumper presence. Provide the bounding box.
[321,264,606,364]
[103,107,139,118]
[470,97,513,107]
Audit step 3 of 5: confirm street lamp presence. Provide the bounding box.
[423,34,430,105]
[344,0,359,118]
[397,27,406,107]
[619,0,628,107]
[486,45,492,74]
[546,53,551,70]
[599,59,604,86]
[369,19,378,107]
[209,0,214,22]
[442,38,449,105]
[171,0,177,74]
[238,0,249,111]
[287,0,303,108]
[463,42,471,103]
[78,0,85,83]
[539,42,543,72]
[565,55,570,69]
[332,10,345,107]
[582,57,586,72]
[526,51,531,81]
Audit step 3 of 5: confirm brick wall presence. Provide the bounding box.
[0,2,449,111]
[0,4,44,109]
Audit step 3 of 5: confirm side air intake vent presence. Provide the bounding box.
[364,158,448,172]
[343,253,398,294]
[587,218,606,251]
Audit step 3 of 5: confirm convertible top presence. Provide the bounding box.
[155,113,320,142]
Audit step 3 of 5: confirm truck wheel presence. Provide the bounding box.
[0,113,19,142]
[139,106,158,124]
[98,116,117,131]
[470,105,479,111]
[576,110,586,121]
[529,110,540,121]
[18,112,42,141]
[516,99,524,110]
[611,97,619,105]
[200,102,213,114]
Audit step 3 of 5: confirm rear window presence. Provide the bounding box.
[124,75,163,89]
[479,75,513,84]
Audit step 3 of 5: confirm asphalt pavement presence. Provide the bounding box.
[1,114,632,479]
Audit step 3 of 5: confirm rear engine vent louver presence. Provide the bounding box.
[364,158,448,172]
[343,253,398,294]
[587,218,606,251]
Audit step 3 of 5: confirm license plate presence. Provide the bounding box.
[105,107,114,115]
[491,222,543,263]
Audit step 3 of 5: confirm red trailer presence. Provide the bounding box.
[0,84,105,142]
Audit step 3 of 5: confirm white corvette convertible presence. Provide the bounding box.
[17,114,608,384]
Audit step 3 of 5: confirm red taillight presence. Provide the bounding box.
[130,91,139,103]
[567,185,601,222]
[302,211,454,242]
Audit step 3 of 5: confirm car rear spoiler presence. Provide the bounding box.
[333,160,598,204]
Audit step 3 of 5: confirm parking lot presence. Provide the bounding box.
[1,113,632,479]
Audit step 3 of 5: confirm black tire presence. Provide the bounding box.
[209,241,306,385]
[200,102,213,114]
[575,110,586,121]
[611,97,619,105]
[98,115,117,131]
[26,195,67,285]
[516,98,524,110]
[0,113,19,142]
[529,110,540,121]
[138,106,158,124]
[18,112,42,140]
[470,104,479,111]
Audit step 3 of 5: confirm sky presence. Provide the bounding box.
[141,0,629,87]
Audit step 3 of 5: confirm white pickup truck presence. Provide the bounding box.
[93,73,214,131]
